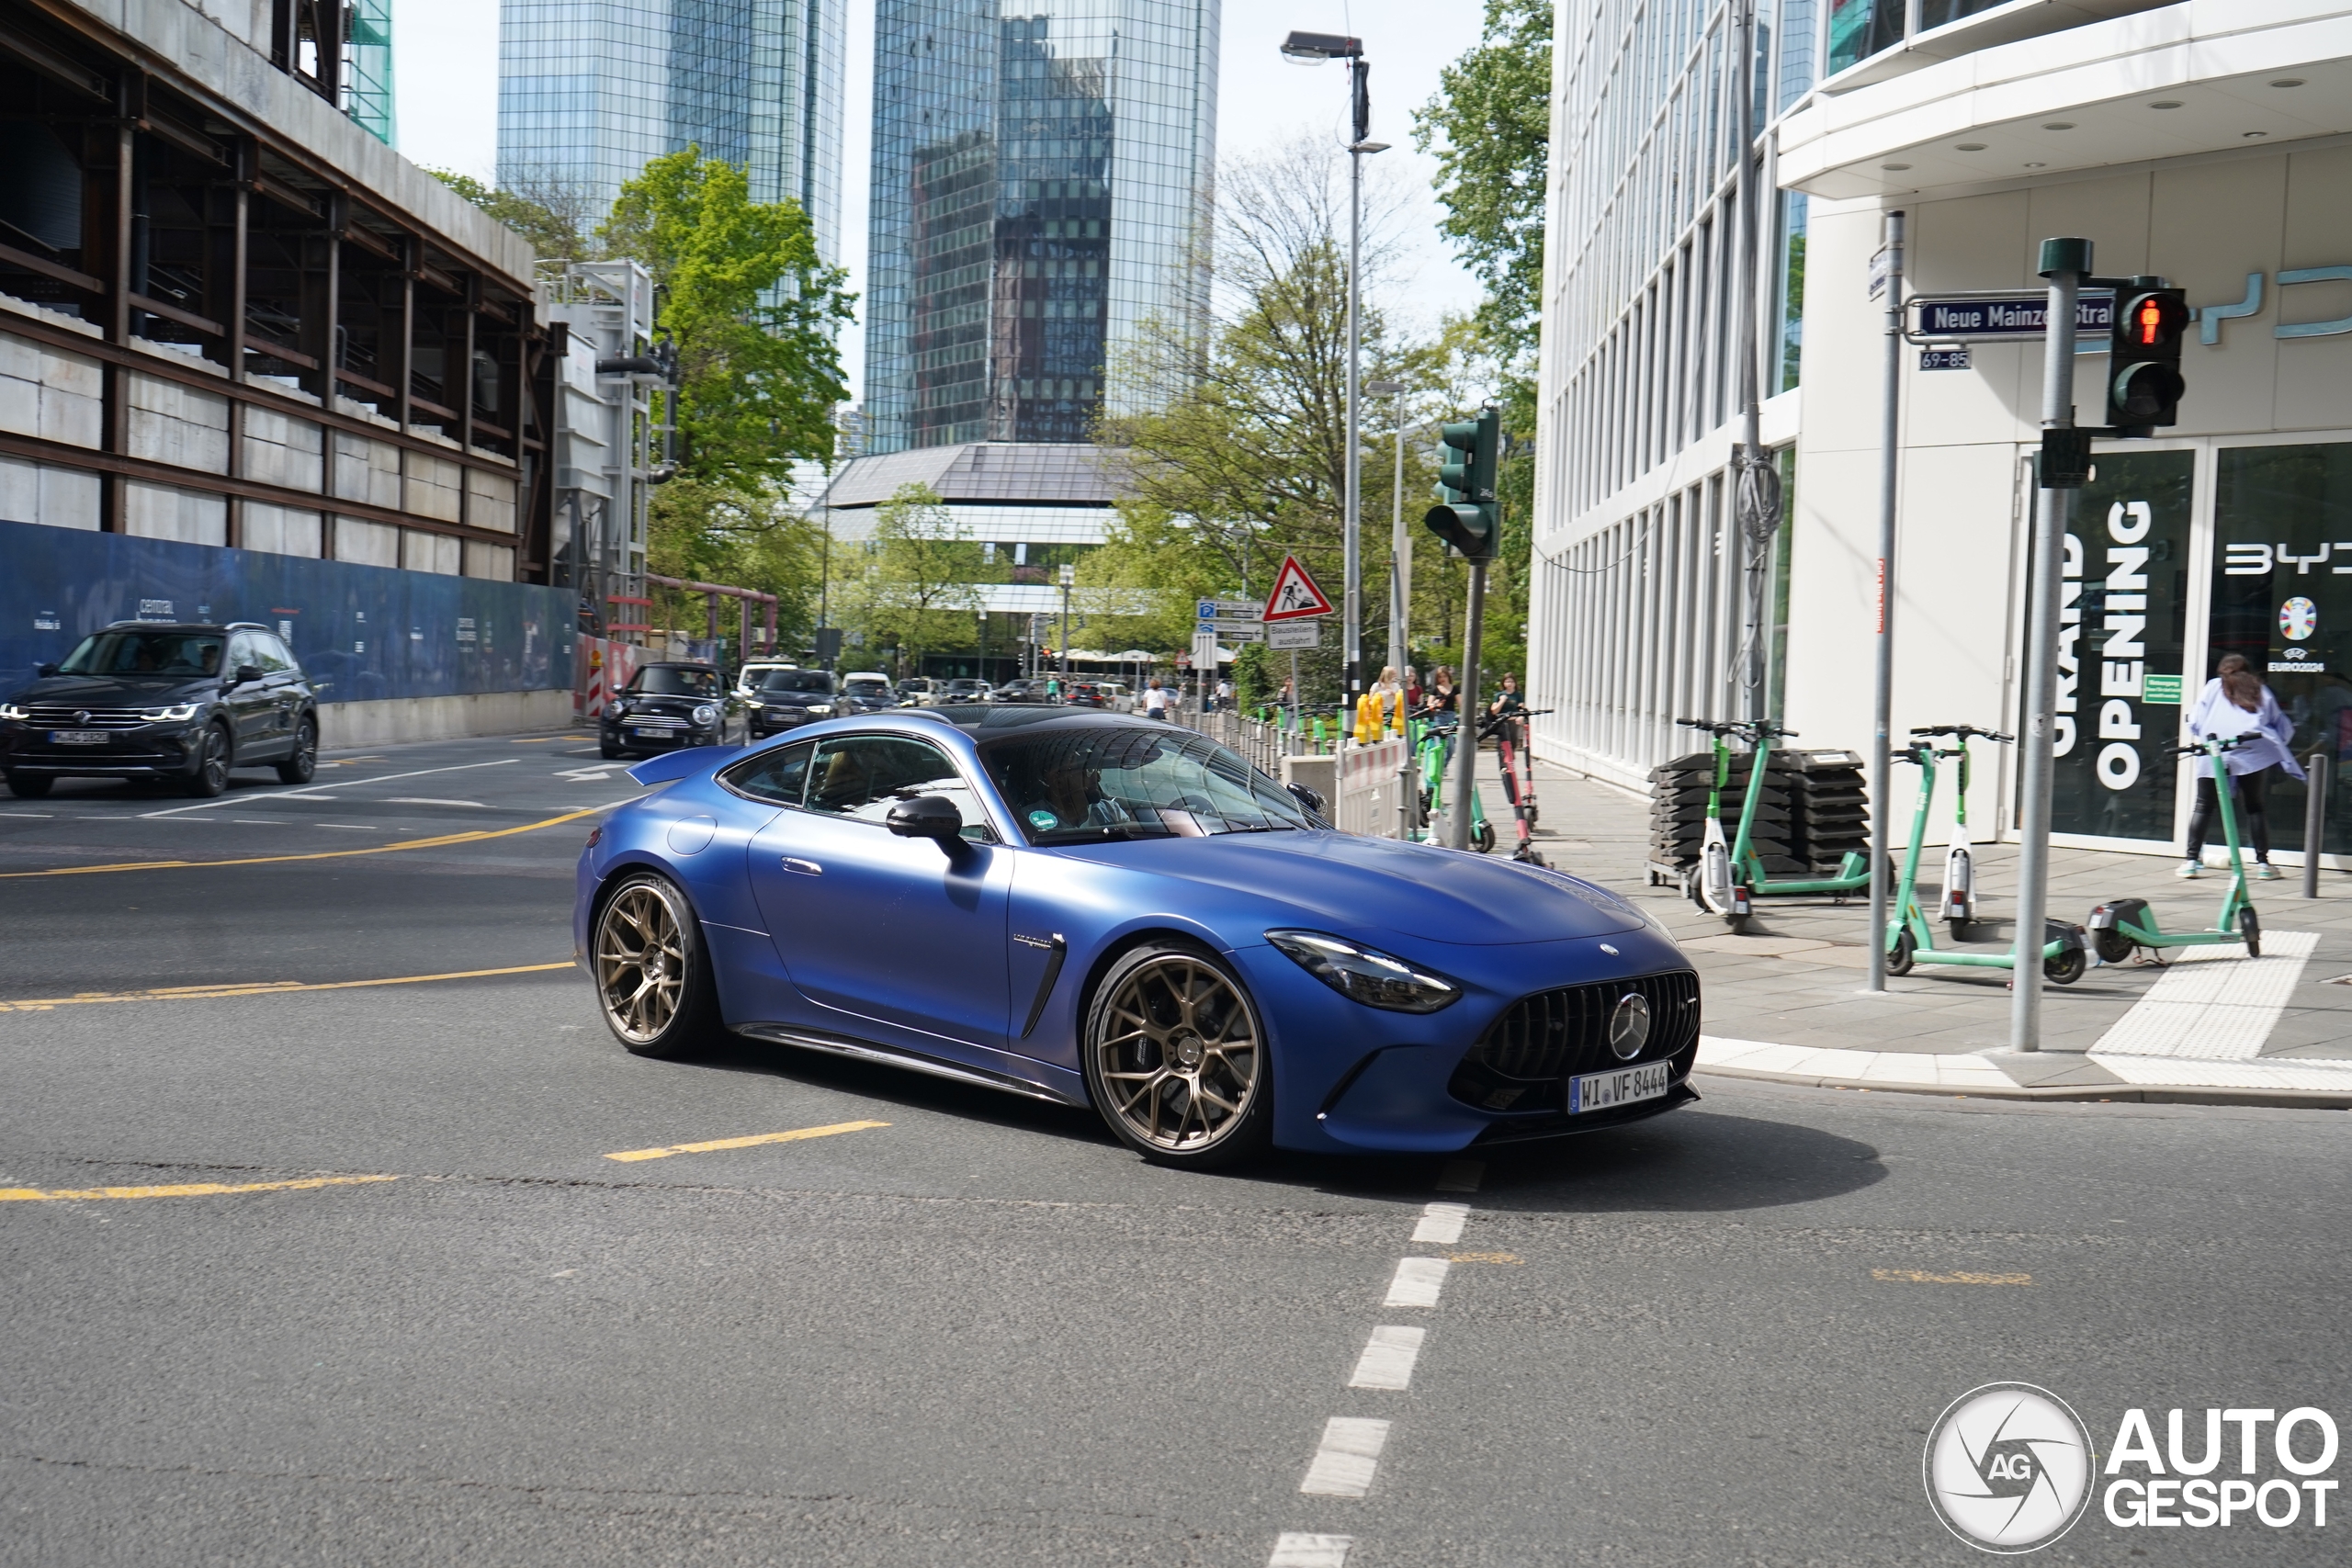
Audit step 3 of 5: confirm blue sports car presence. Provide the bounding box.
[574,706,1700,1168]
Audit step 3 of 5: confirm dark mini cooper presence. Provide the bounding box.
[600,662,727,759]
[0,621,318,798]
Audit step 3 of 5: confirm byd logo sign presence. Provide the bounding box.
[1925,1387,2339,1553]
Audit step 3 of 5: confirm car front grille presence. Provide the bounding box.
[1448,968,1701,1113]
[618,716,686,730]
[23,706,149,729]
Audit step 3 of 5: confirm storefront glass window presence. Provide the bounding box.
[2049,450,2193,841]
[2211,443,2352,855]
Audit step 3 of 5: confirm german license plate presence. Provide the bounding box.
[48,729,107,745]
[630,726,666,738]
[1568,1059,1671,1114]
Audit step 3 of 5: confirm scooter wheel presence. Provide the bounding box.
[2239,906,2262,957]
[1886,930,1916,976]
[2091,927,2134,965]
[1948,918,1972,941]
[1474,821,1497,854]
[2044,945,2087,986]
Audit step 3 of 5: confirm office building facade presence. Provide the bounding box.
[863,0,1217,453]
[1529,0,2352,865]
[498,0,848,262]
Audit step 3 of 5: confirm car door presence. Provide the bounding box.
[254,633,302,754]
[220,632,277,755]
[745,731,1011,1062]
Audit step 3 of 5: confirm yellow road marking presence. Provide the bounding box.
[0,962,573,1013]
[0,1174,398,1202]
[1445,1250,1524,1265]
[1872,1269,2033,1286]
[605,1120,890,1163]
[0,807,603,879]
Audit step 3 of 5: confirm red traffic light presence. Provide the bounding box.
[2120,290,2188,348]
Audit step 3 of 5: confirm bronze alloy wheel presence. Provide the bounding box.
[595,877,694,1049]
[1089,947,1266,1161]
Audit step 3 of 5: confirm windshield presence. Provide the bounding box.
[59,630,225,677]
[761,670,835,694]
[628,666,719,697]
[844,678,889,695]
[979,726,1312,844]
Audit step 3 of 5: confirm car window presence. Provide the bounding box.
[59,630,225,677]
[225,632,261,674]
[255,634,297,673]
[723,740,813,806]
[631,666,719,697]
[980,726,1310,843]
[805,735,991,839]
[761,670,834,694]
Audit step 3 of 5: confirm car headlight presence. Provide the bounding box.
[807,703,833,716]
[1264,930,1462,1013]
[138,703,202,723]
[608,700,629,717]
[0,703,28,721]
[743,698,764,709]
[692,704,718,727]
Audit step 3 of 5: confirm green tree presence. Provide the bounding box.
[603,149,854,486]
[646,479,827,656]
[422,168,595,265]
[840,485,986,675]
[1412,0,1551,361]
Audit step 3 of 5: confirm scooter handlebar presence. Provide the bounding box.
[2170,733,2255,757]
[1909,724,2014,741]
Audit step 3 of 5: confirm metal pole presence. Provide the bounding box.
[1451,563,1488,850]
[2009,240,2088,1054]
[2303,749,2330,898]
[1866,210,1905,993]
[1731,0,1766,721]
[1344,122,1364,720]
[1386,387,1408,675]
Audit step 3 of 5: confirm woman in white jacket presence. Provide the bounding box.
[2180,652,2304,878]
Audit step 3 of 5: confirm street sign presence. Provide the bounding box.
[1267,621,1321,651]
[1210,619,1265,642]
[1190,629,1221,666]
[1195,597,1259,621]
[1919,347,1972,371]
[1909,292,2113,342]
[1868,245,1891,301]
[1262,555,1335,622]
[2142,672,2184,705]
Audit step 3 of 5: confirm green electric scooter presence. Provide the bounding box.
[1675,716,1877,929]
[1884,728,2087,984]
[1915,724,2009,937]
[2086,734,2263,961]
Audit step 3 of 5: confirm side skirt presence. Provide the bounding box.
[734,1023,1088,1108]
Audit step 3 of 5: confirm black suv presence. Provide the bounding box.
[601,662,727,759]
[0,622,319,798]
[742,668,839,739]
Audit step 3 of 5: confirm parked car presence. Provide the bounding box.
[1067,682,1109,709]
[944,678,993,702]
[991,679,1054,704]
[742,668,838,739]
[601,662,727,759]
[838,671,900,713]
[0,621,318,798]
[898,677,944,706]
[577,711,1700,1168]
[1095,682,1137,714]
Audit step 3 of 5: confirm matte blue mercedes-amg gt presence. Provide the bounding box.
[574,706,1700,1168]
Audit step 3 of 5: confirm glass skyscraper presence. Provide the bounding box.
[497,0,847,264]
[864,0,1217,452]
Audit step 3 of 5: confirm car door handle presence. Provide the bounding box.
[780,857,821,875]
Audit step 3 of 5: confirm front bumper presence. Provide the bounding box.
[1,723,201,776]
[603,722,721,750]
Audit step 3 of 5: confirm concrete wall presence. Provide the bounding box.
[319,689,575,750]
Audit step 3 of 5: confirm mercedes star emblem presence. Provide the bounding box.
[1607,993,1651,1060]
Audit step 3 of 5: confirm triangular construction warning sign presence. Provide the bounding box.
[1261,555,1335,622]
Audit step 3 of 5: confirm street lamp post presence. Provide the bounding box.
[1367,378,1407,679]
[1283,30,1386,716]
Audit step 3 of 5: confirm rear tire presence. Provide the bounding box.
[2044,944,2087,986]
[2092,927,2135,965]
[599,738,625,760]
[275,716,318,784]
[5,773,51,798]
[182,724,231,797]
[592,873,722,1059]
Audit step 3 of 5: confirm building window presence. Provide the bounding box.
[1776,192,1808,395]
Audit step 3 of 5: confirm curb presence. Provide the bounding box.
[1694,1062,2352,1111]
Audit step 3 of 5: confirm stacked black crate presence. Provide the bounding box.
[1777,748,1873,873]
[1645,751,1804,877]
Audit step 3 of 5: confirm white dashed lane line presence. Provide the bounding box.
[1299,1417,1391,1498]
[1268,1534,1353,1568]
[1410,1201,1470,1244]
[1383,1256,1451,1308]
[1347,1325,1426,1392]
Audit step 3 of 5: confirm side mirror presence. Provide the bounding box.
[886,794,965,850]
[1286,782,1327,818]
[36,662,58,678]
[234,663,264,686]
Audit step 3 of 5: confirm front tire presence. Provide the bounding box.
[275,716,318,784]
[2239,906,2262,957]
[1082,942,1272,1168]
[5,773,51,798]
[1886,929,1916,976]
[593,873,721,1058]
[182,724,231,797]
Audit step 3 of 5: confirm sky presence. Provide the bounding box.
[391,0,1490,390]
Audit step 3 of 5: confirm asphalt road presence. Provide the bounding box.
[1,733,2346,1566]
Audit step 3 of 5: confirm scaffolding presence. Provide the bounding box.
[343,0,396,147]
[539,261,661,642]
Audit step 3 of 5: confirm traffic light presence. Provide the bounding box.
[2105,282,2189,436]
[1424,406,1498,563]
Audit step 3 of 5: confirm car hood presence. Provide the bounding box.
[12,674,217,705]
[1056,831,1647,945]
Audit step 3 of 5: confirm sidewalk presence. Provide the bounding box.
[1466,749,2352,1110]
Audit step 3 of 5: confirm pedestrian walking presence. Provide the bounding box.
[2180,652,2303,879]
[1487,671,1526,719]
[1143,678,1170,720]
[1216,676,1234,712]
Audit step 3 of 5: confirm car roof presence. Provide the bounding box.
[96,622,240,634]
[638,661,718,671]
